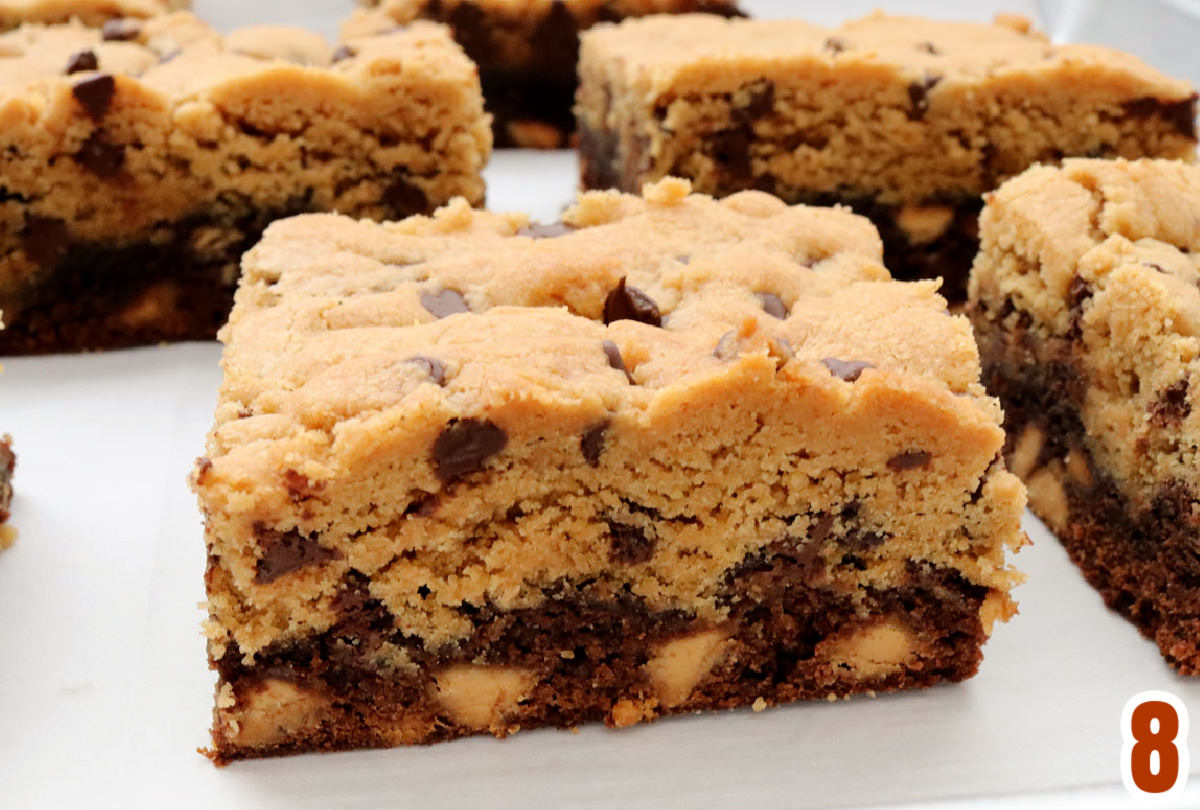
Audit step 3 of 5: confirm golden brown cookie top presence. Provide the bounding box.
[582,12,1193,101]
[0,0,187,31]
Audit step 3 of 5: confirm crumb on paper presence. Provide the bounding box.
[751,697,767,712]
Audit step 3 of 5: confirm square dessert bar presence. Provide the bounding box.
[194,178,1025,761]
[577,13,1197,300]
[0,13,490,354]
[347,0,743,148]
[0,0,187,32]
[971,158,1200,673]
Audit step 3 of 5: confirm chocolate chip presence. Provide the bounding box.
[74,133,124,178]
[254,526,343,584]
[101,19,141,41]
[420,289,469,319]
[607,519,655,565]
[21,216,69,266]
[331,45,356,63]
[917,41,940,55]
[676,254,691,265]
[517,221,576,238]
[808,514,835,543]
[433,418,507,481]
[756,291,787,319]
[846,531,887,552]
[823,37,846,54]
[407,355,447,386]
[603,277,661,327]
[602,339,635,383]
[1151,379,1191,427]
[282,470,324,502]
[383,173,429,215]
[1144,262,1168,273]
[66,50,98,75]
[158,49,181,65]
[738,79,775,121]
[403,493,440,517]
[72,74,116,119]
[581,421,610,467]
[887,451,932,471]
[821,358,875,382]
[906,75,942,121]
[714,330,739,361]
[1122,95,1198,139]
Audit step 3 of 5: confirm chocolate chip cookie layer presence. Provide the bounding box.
[970,158,1200,673]
[347,0,743,148]
[0,0,187,31]
[194,178,1025,762]
[577,13,1197,300]
[0,13,490,354]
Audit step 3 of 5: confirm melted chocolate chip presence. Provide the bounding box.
[21,216,69,266]
[1067,275,1093,339]
[739,79,775,121]
[713,330,740,361]
[823,37,846,54]
[917,41,941,55]
[602,339,635,383]
[808,514,835,543]
[74,134,125,178]
[254,526,343,584]
[403,493,440,517]
[906,75,942,121]
[331,45,356,63]
[581,421,609,467]
[603,277,661,327]
[676,254,691,265]
[821,358,875,382]
[420,288,469,319]
[1151,379,1191,427]
[517,221,576,239]
[433,418,507,481]
[1122,96,1198,139]
[66,50,98,75]
[383,173,429,215]
[756,291,787,319]
[407,355,448,386]
[887,451,933,471]
[101,19,141,41]
[607,519,655,565]
[72,73,116,119]
[1145,262,1168,273]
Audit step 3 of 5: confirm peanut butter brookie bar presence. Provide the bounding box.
[0,13,490,354]
[346,0,743,149]
[193,178,1026,762]
[971,158,1200,673]
[577,13,1197,301]
[0,0,187,32]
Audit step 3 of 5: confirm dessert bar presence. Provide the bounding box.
[970,158,1200,673]
[194,178,1025,761]
[0,0,186,31]
[0,12,490,354]
[348,0,743,148]
[577,13,1197,300]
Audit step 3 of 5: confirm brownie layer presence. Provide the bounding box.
[0,194,436,355]
[208,545,987,762]
[974,306,1200,673]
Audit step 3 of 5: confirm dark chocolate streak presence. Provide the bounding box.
[210,551,985,761]
[974,304,1200,674]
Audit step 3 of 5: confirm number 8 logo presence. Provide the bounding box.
[1122,691,1189,798]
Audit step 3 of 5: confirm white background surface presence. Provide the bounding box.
[4,1,1200,808]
